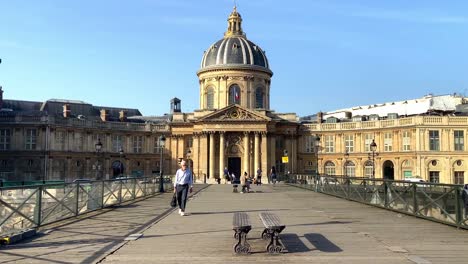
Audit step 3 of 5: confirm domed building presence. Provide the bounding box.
[167,7,300,183]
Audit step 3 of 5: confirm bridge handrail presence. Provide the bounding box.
[0,175,174,237]
[286,174,468,230]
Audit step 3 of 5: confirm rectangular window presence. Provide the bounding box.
[304,136,314,153]
[25,129,37,150]
[454,171,464,184]
[133,136,144,153]
[75,132,83,151]
[454,130,464,151]
[345,166,356,177]
[429,130,440,151]
[276,137,284,149]
[186,137,193,148]
[429,171,440,183]
[55,131,65,150]
[402,131,411,151]
[154,137,164,153]
[364,166,373,178]
[112,135,124,152]
[344,135,354,153]
[324,135,334,153]
[364,134,372,152]
[0,129,11,150]
[384,132,392,152]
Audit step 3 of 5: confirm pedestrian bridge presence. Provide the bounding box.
[0,176,467,263]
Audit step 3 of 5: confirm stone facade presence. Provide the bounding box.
[1,7,468,185]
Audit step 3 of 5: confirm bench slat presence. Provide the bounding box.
[233,212,251,228]
[259,212,284,229]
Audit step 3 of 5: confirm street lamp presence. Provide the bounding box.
[94,138,103,180]
[344,150,349,177]
[119,147,124,177]
[314,135,321,183]
[158,135,166,193]
[368,139,379,178]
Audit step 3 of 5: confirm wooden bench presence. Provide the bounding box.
[259,212,286,253]
[232,212,251,254]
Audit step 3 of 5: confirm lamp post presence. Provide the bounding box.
[94,138,103,180]
[158,135,166,193]
[283,149,288,179]
[368,139,379,178]
[119,147,124,177]
[344,150,349,177]
[314,135,321,182]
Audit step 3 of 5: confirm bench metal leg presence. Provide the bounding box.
[233,230,251,254]
[263,229,285,254]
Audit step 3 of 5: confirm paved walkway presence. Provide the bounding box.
[1,184,468,263]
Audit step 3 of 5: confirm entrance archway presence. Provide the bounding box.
[227,157,241,181]
[112,161,124,178]
[382,160,394,180]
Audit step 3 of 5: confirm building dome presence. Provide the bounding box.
[200,37,270,70]
[199,7,271,74]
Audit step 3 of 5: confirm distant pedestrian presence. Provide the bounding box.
[256,168,262,186]
[231,173,238,193]
[462,184,468,217]
[223,167,230,184]
[241,172,249,193]
[270,166,277,185]
[174,160,193,216]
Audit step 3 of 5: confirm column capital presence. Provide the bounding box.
[243,131,250,136]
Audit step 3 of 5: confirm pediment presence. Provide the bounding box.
[197,105,271,123]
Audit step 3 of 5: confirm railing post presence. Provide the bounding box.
[33,186,43,227]
[384,181,389,208]
[101,180,105,209]
[143,178,147,197]
[118,180,123,205]
[75,183,80,216]
[132,178,137,199]
[412,183,418,214]
[363,179,367,202]
[346,178,350,200]
[455,186,461,228]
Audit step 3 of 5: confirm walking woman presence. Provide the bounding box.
[174,160,193,216]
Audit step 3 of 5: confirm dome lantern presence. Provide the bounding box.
[224,6,245,38]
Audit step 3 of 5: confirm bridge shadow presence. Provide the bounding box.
[304,233,342,252]
[281,233,310,253]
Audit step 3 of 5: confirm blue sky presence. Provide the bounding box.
[1,0,468,117]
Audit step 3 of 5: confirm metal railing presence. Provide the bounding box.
[0,175,173,237]
[286,174,468,230]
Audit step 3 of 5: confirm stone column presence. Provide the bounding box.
[291,135,297,173]
[254,132,260,175]
[200,133,208,181]
[170,135,178,173]
[270,135,276,181]
[261,132,268,184]
[243,132,250,175]
[219,132,225,182]
[192,133,200,182]
[209,132,215,180]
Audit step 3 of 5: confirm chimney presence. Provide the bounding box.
[100,109,108,122]
[63,104,71,118]
[344,111,352,119]
[119,110,127,122]
[317,111,323,123]
[0,86,3,110]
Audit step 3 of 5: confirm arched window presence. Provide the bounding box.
[206,87,214,109]
[255,87,264,108]
[228,84,241,105]
[324,161,335,176]
[344,161,356,177]
[364,160,373,178]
